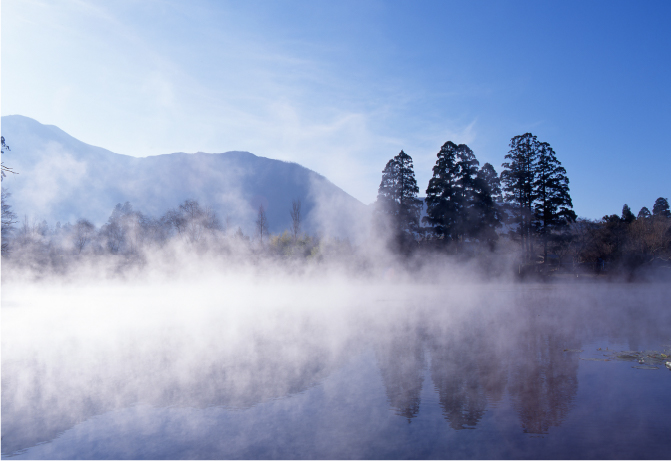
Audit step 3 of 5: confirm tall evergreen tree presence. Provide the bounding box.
[652,197,670,218]
[474,163,503,247]
[501,133,574,263]
[500,133,538,260]
[637,206,651,219]
[424,142,461,241]
[621,204,636,223]
[453,144,480,242]
[424,142,499,248]
[478,163,502,203]
[376,150,421,249]
[533,141,576,264]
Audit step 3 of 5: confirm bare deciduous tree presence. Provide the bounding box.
[74,219,95,254]
[256,205,268,245]
[1,189,17,255]
[290,199,301,241]
[1,136,17,181]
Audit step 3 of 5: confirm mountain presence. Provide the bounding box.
[1,115,370,241]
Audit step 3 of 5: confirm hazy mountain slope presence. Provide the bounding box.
[1,115,370,240]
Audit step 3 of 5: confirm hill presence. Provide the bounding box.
[1,115,370,241]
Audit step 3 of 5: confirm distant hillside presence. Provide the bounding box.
[1,115,370,240]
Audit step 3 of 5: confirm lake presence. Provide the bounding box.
[2,277,670,459]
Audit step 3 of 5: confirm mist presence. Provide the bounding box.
[3,242,671,458]
[3,147,671,458]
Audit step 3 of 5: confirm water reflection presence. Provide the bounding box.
[430,336,488,430]
[1,305,357,456]
[375,324,426,421]
[2,283,670,458]
[508,330,579,434]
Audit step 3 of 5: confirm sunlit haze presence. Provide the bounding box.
[2,0,669,218]
[2,2,671,460]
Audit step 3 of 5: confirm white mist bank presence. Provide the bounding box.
[3,261,670,456]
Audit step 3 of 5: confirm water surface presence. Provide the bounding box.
[2,280,670,459]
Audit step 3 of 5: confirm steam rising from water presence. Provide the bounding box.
[2,260,671,458]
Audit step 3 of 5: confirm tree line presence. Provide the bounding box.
[2,131,669,276]
[375,132,670,274]
[1,197,352,260]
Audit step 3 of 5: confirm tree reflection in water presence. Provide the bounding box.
[377,289,580,434]
[430,337,488,430]
[3,283,669,458]
[375,324,426,422]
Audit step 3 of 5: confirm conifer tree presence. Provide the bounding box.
[474,163,503,247]
[621,204,636,223]
[478,163,502,203]
[637,206,651,219]
[453,144,480,242]
[501,133,574,263]
[425,143,500,248]
[500,133,538,260]
[652,197,670,218]
[376,150,421,249]
[533,141,576,263]
[424,142,461,241]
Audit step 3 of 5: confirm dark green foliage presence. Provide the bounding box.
[637,207,651,219]
[424,143,501,249]
[453,144,480,241]
[602,214,622,224]
[533,141,576,262]
[652,197,670,218]
[478,163,502,202]
[424,142,461,240]
[621,204,636,223]
[474,163,503,247]
[376,150,422,249]
[500,133,539,259]
[501,133,574,262]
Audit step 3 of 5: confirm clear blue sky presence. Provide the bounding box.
[2,0,669,218]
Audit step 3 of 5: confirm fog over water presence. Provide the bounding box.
[2,258,670,459]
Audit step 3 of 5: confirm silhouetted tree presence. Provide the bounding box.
[453,144,480,243]
[376,150,421,250]
[424,142,461,242]
[502,134,574,263]
[533,141,576,264]
[501,133,538,260]
[478,162,502,203]
[472,162,502,248]
[1,136,16,180]
[621,204,636,223]
[652,197,670,218]
[637,207,651,219]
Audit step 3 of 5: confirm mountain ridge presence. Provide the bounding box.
[1,115,370,240]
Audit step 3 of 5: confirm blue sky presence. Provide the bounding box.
[2,0,669,218]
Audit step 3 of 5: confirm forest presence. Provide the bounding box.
[1,133,670,279]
